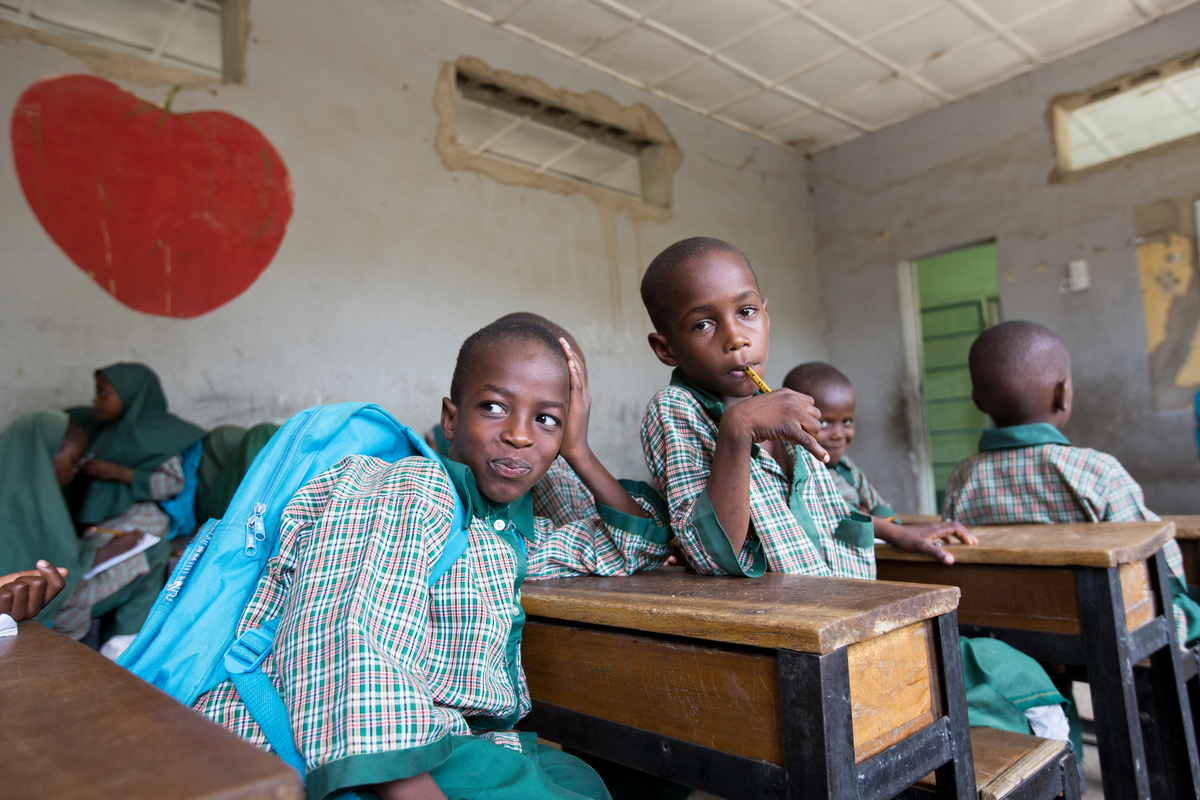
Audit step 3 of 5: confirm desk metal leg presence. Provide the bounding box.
[1076,564,1151,799]
[779,647,855,800]
[933,611,975,800]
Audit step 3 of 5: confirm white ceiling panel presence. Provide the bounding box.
[505,0,627,55]
[828,77,937,127]
[718,90,806,130]
[584,25,697,85]
[433,0,1200,153]
[657,59,760,111]
[720,17,844,82]
[868,4,991,69]
[917,37,1029,96]
[784,50,892,105]
[647,0,782,50]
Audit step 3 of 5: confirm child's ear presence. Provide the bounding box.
[440,397,457,444]
[1052,379,1069,413]
[647,333,677,367]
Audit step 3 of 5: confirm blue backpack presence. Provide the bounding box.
[119,403,468,781]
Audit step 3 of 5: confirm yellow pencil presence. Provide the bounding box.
[745,365,772,394]
[86,525,130,537]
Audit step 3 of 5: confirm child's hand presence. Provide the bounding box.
[0,560,68,621]
[881,520,977,565]
[558,338,592,463]
[81,459,134,483]
[724,388,829,463]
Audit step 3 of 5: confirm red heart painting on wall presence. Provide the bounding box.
[10,74,293,318]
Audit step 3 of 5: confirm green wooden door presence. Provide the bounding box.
[915,243,999,509]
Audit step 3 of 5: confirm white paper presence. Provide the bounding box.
[0,614,16,637]
[84,533,161,580]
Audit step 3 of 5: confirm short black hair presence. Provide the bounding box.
[640,237,757,331]
[493,312,574,348]
[449,317,568,405]
[783,362,853,395]
[969,321,1069,422]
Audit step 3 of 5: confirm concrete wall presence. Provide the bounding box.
[811,4,1200,514]
[0,0,822,479]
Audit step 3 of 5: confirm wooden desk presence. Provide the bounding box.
[1167,516,1200,588]
[518,569,976,800]
[0,623,303,800]
[876,521,1199,800]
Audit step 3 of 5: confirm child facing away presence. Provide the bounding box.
[62,364,202,655]
[638,237,972,578]
[638,239,1072,749]
[943,320,1200,645]
[194,318,670,800]
[784,361,975,554]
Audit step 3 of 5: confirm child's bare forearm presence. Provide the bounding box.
[563,448,648,518]
[872,518,903,543]
[373,773,447,800]
[708,418,754,551]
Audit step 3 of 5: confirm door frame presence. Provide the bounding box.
[896,260,937,515]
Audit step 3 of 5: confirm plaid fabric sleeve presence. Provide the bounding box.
[148,455,185,500]
[526,507,671,579]
[843,458,896,518]
[1091,453,1188,582]
[796,449,877,580]
[531,458,595,528]
[641,386,760,576]
[940,458,976,522]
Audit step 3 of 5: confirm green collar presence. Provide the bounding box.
[978,423,1071,452]
[437,455,535,541]
[670,368,729,422]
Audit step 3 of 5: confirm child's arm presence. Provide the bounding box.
[373,773,447,800]
[0,561,68,621]
[708,390,829,552]
[873,519,977,565]
[556,339,648,520]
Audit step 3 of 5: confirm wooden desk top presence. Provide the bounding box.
[1166,516,1200,540]
[521,568,959,654]
[875,521,1175,568]
[0,623,303,800]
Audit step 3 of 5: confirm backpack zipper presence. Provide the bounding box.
[164,519,218,602]
[244,411,318,557]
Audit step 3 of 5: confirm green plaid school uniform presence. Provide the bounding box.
[943,423,1199,646]
[533,457,672,532]
[640,370,874,578]
[194,454,667,800]
[830,456,896,519]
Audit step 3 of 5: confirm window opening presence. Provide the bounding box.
[1053,49,1200,174]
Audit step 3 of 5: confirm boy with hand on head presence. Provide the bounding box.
[944,320,1200,645]
[640,237,952,578]
[784,362,975,563]
[195,318,670,800]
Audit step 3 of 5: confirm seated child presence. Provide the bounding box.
[0,410,143,632]
[638,240,1071,747]
[194,318,669,799]
[943,320,1200,646]
[784,362,976,562]
[63,364,204,654]
[639,237,965,576]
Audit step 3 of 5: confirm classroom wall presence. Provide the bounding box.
[810,3,1200,514]
[0,0,822,479]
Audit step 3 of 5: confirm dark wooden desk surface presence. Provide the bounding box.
[876,520,1174,568]
[521,567,959,654]
[0,622,303,800]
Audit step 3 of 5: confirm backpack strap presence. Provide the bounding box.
[224,617,307,781]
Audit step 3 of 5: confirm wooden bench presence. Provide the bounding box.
[876,521,1199,800]
[0,622,303,800]
[897,728,1078,800]
[517,569,978,800]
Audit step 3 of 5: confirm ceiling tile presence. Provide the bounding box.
[455,101,520,151]
[506,0,628,55]
[656,59,760,109]
[916,37,1028,96]
[720,16,845,82]
[764,111,861,149]
[455,0,534,22]
[644,0,782,50]
[35,0,178,50]
[868,4,990,69]
[551,140,633,181]
[488,120,580,166]
[804,0,942,42]
[585,25,698,85]
[166,5,222,69]
[972,0,1067,27]
[827,77,936,127]
[783,50,891,104]
[1010,0,1143,59]
[595,155,642,195]
[718,91,807,129]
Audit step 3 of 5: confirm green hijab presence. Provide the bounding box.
[71,363,205,525]
[0,410,96,623]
